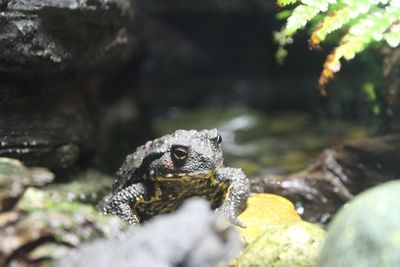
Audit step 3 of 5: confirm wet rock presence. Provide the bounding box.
[56,198,242,267]
[0,157,53,212]
[236,193,301,244]
[0,0,134,77]
[0,187,126,267]
[237,221,326,267]
[0,0,136,171]
[0,85,97,171]
[318,180,400,267]
[251,135,400,224]
[251,169,350,225]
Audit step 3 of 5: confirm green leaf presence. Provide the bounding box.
[276,46,289,65]
[275,0,400,89]
[285,4,323,36]
[277,0,299,7]
[276,10,293,20]
[310,0,376,46]
[319,6,399,88]
[384,22,400,47]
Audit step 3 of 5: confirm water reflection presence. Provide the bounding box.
[153,107,370,177]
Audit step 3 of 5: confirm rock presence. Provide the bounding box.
[236,193,301,244]
[251,135,400,224]
[0,157,53,212]
[237,221,326,267]
[250,170,350,225]
[0,187,126,266]
[0,0,137,171]
[0,0,134,77]
[0,86,97,171]
[44,169,113,204]
[318,180,400,267]
[235,193,325,267]
[56,198,242,267]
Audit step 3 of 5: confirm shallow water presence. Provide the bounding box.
[153,106,370,177]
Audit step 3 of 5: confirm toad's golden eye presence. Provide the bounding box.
[171,146,188,163]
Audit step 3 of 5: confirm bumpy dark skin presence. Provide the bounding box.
[102,129,250,227]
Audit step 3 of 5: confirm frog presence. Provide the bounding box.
[102,129,250,227]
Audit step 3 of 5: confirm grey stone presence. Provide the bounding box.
[56,198,242,267]
[0,0,136,170]
[318,180,400,267]
[0,0,134,77]
[0,85,96,170]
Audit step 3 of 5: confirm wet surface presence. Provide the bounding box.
[153,107,370,177]
[152,107,374,224]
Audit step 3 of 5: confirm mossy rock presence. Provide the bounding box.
[237,221,326,267]
[44,169,113,204]
[0,157,53,211]
[318,180,400,267]
[0,157,53,184]
[236,193,301,244]
[0,187,126,266]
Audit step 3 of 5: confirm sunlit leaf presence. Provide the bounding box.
[384,21,400,47]
[275,0,400,91]
[277,0,299,7]
[318,6,400,89]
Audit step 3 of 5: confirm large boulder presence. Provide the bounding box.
[318,180,400,267]
[0,0,137,171]
[0,0,134,77]
[0,85,97,171]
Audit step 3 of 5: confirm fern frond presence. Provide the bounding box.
[284,1,336,36]
[383,0,400,47]
[277,0,299,7]
[319,6,400,90]
[383,1,400,47]
[275,0,337,63]
[384,21,400,47]
[276,0,400,91]
[310,4,367,47]
[310,0,390,47]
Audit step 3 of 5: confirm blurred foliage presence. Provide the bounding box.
[362,82,381,115]
[274,0,400,93]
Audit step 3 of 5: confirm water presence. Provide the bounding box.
[153,106,370,177]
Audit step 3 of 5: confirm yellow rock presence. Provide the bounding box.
[236,193,301,244]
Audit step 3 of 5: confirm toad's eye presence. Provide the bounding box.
[216,134,222,144]
[212,134,222,145]
[171,146,188,164]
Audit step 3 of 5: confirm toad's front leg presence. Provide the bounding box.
[215,167,250,227]
[103,183,148,224]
